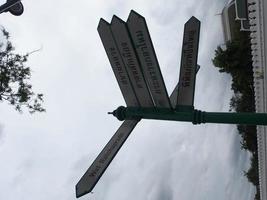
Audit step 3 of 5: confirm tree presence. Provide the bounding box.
[212,41,241,73]
[244,155,259,186]
[212,29,259,199]
[0,28,45,113]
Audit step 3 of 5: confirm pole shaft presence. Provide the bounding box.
[203,111,267,125]
[121,107,267,125]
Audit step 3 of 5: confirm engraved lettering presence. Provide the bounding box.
[135,30,162,94]
[109,47,128,85]
[180,30,196,88]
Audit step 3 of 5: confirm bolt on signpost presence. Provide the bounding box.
[76,10,267,198]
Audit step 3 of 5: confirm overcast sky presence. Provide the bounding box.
[0,0,256,200]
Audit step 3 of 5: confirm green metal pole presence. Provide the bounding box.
[110,106,267,126]
[203,111,267,125]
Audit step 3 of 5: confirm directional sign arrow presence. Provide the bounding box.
[177,16,200,109]
[127,10,171,108]
[76,119,139,198]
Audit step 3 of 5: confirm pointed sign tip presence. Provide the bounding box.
[99,18,108,23]
[111,15,125,24]
[97,18,110,30]
[189,16,200,23]
[76,183,91,198]
[127,10,144,22]
[184,16,201,27]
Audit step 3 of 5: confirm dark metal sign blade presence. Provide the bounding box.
[177,16,200,107]
[127,10,171,108]
[98,19,139,107]
[76,119,139,198]
[170,83,179,108]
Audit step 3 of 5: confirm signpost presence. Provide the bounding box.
[176,17,200,110]
[76,10,267,198]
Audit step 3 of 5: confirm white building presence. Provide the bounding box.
[221,0,250,42]
[222,0,267,199]
[248,0,267,199]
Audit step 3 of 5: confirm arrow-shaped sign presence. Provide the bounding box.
[76,119,139,198]
[176,16,200,109]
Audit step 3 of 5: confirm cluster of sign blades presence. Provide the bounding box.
[76,10,172,198]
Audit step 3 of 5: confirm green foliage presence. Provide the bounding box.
[213,32,254,95]
[238,125,257,153]
[213,41,241,73]
[213,31,259,199]
[0,28,45,113]
[244,155,259,186]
